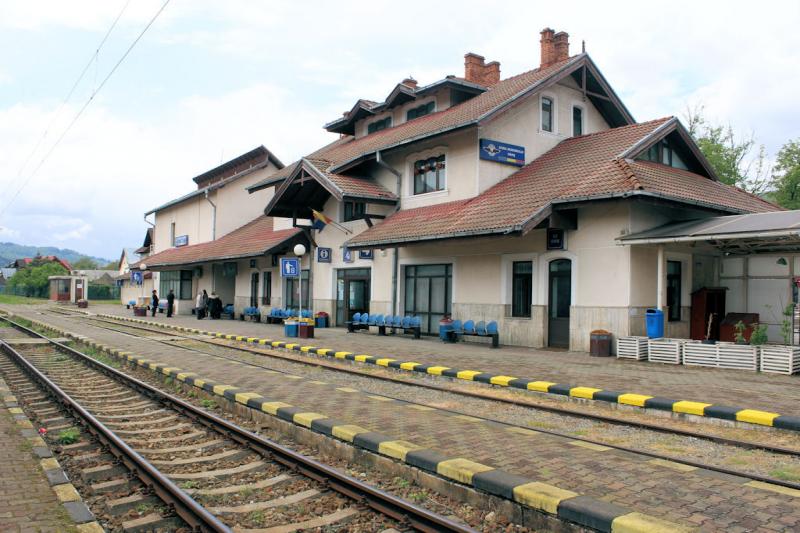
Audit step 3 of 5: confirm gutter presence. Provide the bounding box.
[618,229,800,246]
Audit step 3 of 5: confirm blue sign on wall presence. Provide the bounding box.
[130,271,143,285]
[358,249,373,260]
[280,258,300,277]
[174,235,189,247]
[479,138,525,166]
[317,247,332,263]
[343,248,353,263]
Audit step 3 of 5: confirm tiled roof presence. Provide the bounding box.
[307,159,397,201]
[135,216,301,268]
[251,55,583,190]
[346,119,780,248]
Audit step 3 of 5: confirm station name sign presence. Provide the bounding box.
[174,235,189,247]
[479,138,525,166]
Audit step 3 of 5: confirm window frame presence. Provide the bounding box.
[571,105,584,137]
[367,116,392,134]
[412,154,446,196]
[406,101,435,121]
[511,261,533,318]
[540,94,555,133]
[261,271,271,305]
[666,260,682,322]
[170,222,176,247]
[159,269,193,300]
[343,201,366,222]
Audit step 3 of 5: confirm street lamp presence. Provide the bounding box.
[293,244,306,319]
[139,263,147,308]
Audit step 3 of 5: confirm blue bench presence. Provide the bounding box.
[240,306,261,322]
[221,304,235,320]
[447,319,500,348]
[266,308,312,323]
[347,313,421,339]
[126,300,136,309]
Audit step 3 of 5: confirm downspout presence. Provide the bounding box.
[376,151,402,315]
[204,190,217,241]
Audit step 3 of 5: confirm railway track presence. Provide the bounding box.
[67,311,800,461]
[0,316,477,533]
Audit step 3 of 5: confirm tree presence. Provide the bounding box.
[684,105,772,194]
[7,262,68,298]
[71,257,99,270]
[773,139,800,209]
[102,260,120,270]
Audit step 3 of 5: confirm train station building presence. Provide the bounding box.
[136,28,792,351]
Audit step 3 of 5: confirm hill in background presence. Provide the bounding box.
[0,242,113,268]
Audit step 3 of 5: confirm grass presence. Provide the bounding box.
[770,466,800,482]
[58,427,80,445]
[179,481,199,490]
[0,295,47,305]
[200,399,218,409]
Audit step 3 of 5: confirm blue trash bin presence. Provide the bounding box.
[284,321,299,338]
[645,309,664,338]
[439,319,454,342]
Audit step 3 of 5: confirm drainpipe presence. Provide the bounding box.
[376,151,402,315]
[204,190,217,241]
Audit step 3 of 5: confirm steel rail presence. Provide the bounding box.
[75,312,800,458]
[0,339,230,533]
[1,315,477,533]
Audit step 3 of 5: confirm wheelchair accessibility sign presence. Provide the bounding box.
[280,257,300,277]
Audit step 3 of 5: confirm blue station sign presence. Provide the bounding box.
[280,257,300,278]
[479,138,525,166]
[174,235,189,247]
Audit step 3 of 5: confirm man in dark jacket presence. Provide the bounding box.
[166,289,175,317]
[151,290,159,317]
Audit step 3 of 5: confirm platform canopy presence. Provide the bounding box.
[618,211,800,254]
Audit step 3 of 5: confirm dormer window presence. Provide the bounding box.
[639,140,688,170]
[413,155,446,195]
[367,117,391,134]
[541,96,554,133]
[343,201,366,222]
[572,106,583,136]
[407,102,435,121]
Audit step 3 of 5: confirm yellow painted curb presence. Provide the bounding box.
[378,440,424,461]
[437,458,493,484]
[332,424,368,442]
[618,393,653,407]
[513,482,578,514]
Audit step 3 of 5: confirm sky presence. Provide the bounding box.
[0,0,798,260]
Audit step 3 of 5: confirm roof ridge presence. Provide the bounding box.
[615,158,643,190]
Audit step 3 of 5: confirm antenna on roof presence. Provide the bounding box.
[582,40,586,53]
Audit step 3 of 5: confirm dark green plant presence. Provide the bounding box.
[781,304,794,345]
[749,323,769,346]
[57,428,80,445]
[733,320,747,344]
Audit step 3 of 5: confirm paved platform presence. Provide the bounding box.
[0,382,76,532]
[85,303,800,419]
[19,307,800,532]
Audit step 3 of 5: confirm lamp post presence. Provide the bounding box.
[139,263,147,308]
[293,244,306,319]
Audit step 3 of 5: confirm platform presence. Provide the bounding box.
[16,305,800,531]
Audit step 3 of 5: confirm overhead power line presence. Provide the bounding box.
[8,0,132,194]
[0,0,171,218]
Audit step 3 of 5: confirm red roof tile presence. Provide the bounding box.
[346,119,780,248]
[136,216,301,268]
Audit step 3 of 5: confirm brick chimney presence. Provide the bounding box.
[464,53,501,86]
[401,77,418,89]
[553,31,570,63]
[540,28,555,68]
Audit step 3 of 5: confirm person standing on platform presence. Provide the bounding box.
[195,292,204,319]
[202,289,209,317]
[167,289,175,317]
[151,290,159,317]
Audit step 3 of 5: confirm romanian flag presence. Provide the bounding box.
[311,209,333,231]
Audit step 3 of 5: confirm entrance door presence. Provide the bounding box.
[548,259,571,348]
[250,272,259,307]
[75,280,84,301]
[336,268,371,325]
[404,264,452,333]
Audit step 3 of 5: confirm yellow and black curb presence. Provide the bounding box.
[100,313,800,433]
[0,375,103,532]
[28,317,691,533]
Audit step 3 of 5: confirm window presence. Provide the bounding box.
[285,270,310,309]
[407,101,434,121]
[413,155,446,195]
[367,117,391,134]
[541,96,554,132]
[512,261,533,317]
[639,140,688,170]
[170,222,176,247]
[404,264,452,333]
[572,106,583,136]
[159,270,192,300]
[261,271,271,305]
[666,260,681,322]
[343,201,366,222]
